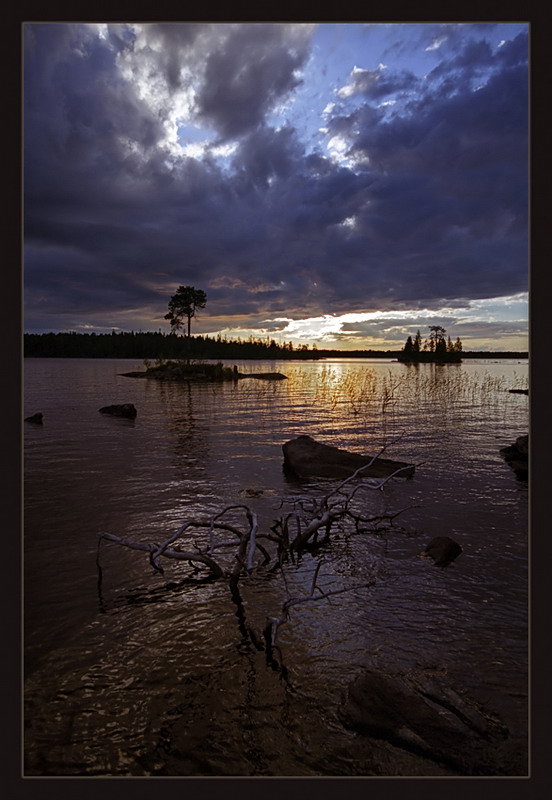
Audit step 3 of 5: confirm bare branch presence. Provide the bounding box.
[246,509,259,571]
[266,561,375,646]
[97,440,417,656]
[309,559,324,596]
[97,532,225,578]
[343,463,417,501]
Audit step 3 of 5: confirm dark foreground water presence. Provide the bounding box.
[24,357,529,776]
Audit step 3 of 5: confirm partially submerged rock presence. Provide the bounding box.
[238,487,264,498]
[421,536,462,567]
[500,434,528,480]
[282,435,415,480]
[338,668,511,775]
[120,363,287,381]
[236,372,287,380]
[25,412,43,424]
[99,403,137,419]
[120,367,212,381]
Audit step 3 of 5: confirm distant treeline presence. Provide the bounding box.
[24,331,321,360]
[23,331,528,360]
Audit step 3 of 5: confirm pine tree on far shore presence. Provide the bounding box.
[399,326,462,362]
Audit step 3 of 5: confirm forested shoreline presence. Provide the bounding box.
[23,331,527,360]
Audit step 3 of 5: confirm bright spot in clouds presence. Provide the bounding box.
[426,35,448,51]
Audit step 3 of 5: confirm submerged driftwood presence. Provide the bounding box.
[283,435,415,480]
[96,455,416,681]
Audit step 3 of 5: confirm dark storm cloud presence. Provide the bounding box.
[24,23,528,334]
[141,23,207,91]
[426,38,494,81]
[24,24,166,207]
[194,24,312,141]
[231,125,304,189]
[327,35,528,306]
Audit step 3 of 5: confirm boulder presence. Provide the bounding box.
[421,536,462,567]
[99,403,137,419]
[25,412,43,424]
[338,668,510,775]
[500,434,528,480]
[282,435,414,480]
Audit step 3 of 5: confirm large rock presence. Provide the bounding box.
[99,403,137,419]
[338,669,511,775]
[282,435,414,480]
[500,434,528,480]
[421,536,462,567]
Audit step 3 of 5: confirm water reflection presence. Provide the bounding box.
[158,379,211,480]
[24,358,528,776]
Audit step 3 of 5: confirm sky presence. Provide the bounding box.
[23,21,529,351]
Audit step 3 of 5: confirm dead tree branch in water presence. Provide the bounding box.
[96,447,415,659]
[97,450,415,581]
[274,453,418,552]
[264,559,375,649]
[97,531,226,578]
[98,504,272,581]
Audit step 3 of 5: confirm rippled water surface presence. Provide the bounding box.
[24,357,529,775]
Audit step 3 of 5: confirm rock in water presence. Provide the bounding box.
[421,536,462,567]
[338,668,510,775]
[282,435,414,480]
[236,372,287,380]
[25,412,43,424]
[500,435,528,480]
[99,403,137,419]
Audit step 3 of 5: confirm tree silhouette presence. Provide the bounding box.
[165,286,207,337]
[399,326,462,362]
[428,325,446,354]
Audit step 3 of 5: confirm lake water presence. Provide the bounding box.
[23,357,529,776]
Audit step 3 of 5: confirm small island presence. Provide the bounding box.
[121,359,287,382]
[398,326,463,363]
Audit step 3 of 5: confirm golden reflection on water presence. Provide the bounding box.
[24,358,528,775]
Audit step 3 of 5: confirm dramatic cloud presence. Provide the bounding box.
[337,64,417,100]
[23,22,529,349]
[195,23,313,141]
